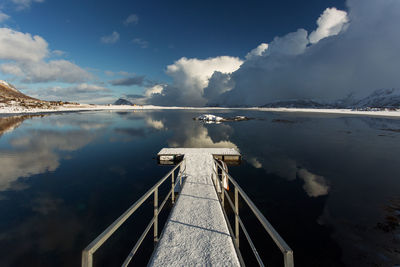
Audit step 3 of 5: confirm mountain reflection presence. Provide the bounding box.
[0,114,101,191]
[0,115,43,137]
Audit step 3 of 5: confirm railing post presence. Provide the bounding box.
[171,171,175,204]
[179,163,183,187]
[284,250,294,267]
[82,250,92,267]
[154,188,158,244]
[221,188,225,208]
[235,187,239,248]
[218,164,224,208]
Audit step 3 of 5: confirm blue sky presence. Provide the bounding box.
[8,0,394,105]
[6,0,345,72]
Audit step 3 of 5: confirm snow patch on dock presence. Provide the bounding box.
[150,150,240,266]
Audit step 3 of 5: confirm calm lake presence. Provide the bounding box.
[0,110,399,266]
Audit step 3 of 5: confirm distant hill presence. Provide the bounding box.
[0,80,39,102]
[113,98,133,105]
[352,88,400,108]
[259,88,400,110]
[0,80,54,108]
[261,99,330,108]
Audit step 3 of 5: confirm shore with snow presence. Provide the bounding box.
[254,107,400,117]
[1,104,400,118]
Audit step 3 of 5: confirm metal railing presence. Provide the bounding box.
[212,159,294,267]
[82,159,186,267]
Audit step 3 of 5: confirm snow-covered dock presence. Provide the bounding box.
[82,147,293,267]
[150,148,241,266]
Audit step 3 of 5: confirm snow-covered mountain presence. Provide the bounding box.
[352,88,400,108]
[261,99,332,108]
[0,80,53,110]
[259,88,400,109]
[0,80,20,94]
[0,80,38,102]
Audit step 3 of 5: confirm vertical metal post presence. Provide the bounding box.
[154,188,158,243]
[171,171,175,204]
[218,164,224,208]
[235,187,239,248]
[179,166,182,187]
[221,184,225,208]
[82,250,92,267]
[284,250,294,267]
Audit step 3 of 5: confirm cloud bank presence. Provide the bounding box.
[309,7,348,44]
[0,28,91,83]
[216,0,400,106]
[110,75,145,86]
[146,0,400,107]
[29,83,113,104]
[148,56,243,106]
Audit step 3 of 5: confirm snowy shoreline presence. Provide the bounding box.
[1,104,400,118]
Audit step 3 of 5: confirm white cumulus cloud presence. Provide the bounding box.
[1,60,91,83]
[309,7,349,44]
[145,84,164,97]
[100,31,120,44]
[0,28,91,84]
[149,56,243,106]
[245,43,269,60]
[266,29,309,56]
[0,28,48,62]
[29,83,113,104]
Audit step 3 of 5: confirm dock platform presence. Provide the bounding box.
[150,148,241,266]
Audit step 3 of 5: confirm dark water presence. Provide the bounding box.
[0,110,399,266]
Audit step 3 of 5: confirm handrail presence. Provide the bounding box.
[82,159,186,267]
[213,159,294,267]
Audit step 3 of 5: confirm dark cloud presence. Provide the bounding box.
[203,71,234,103]
[215,0,400,106]
[110,76,145,86]
[125,94,145,99]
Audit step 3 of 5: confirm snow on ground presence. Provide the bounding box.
[1,103,400,118]
[254,107,400,117]
[196,114,224,122]
[150,151,240,266]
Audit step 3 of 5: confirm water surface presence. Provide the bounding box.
[0,110,399,266]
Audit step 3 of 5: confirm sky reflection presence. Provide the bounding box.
[0,111,399,266]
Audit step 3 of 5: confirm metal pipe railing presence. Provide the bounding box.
[82,159,186,267]
[213,159,294,267]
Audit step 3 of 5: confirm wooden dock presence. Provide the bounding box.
[150,148,241,266]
